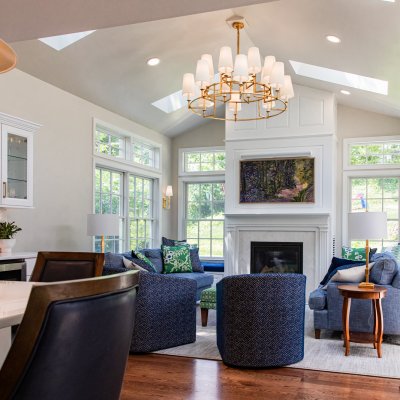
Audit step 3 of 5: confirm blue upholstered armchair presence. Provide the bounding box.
[217,273,306,368]
[130,272,197,353]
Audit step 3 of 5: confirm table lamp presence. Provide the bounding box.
[348,212,387,289]
[87,214,119,253]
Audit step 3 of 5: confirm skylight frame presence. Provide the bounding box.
[38,30,96,51]
[290,60,388,95]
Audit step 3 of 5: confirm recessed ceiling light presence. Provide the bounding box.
[38,30,95,51]
[340,90,351,95]
[290,60,388,95]
[147,58,160,66]
[382,0,395,3]
[326,35,341,44]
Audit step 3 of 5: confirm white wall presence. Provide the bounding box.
[0,69,172,252]
[335,104,400,250]
[170,120,225,237]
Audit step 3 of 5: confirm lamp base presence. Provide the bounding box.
[358,281,375,289]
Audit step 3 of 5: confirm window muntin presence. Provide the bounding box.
[129,175,154,250]
[350,141,400,166]
[95,128,125,159]
[95,167,155,252]
[184,150,225,173]
[94,167,124,252]
[350,177,399,249]
[132,141,156,168]
[185,182,225,258]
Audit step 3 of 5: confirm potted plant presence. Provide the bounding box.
[0,221,21,253]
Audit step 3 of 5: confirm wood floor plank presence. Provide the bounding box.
[121,354,400,400]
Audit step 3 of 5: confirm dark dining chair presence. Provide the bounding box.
[30,251,104,282]
[0,271,139,400]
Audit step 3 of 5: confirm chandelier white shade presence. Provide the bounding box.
[182,21,294,122]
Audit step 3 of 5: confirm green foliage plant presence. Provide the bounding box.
[0,221,22,239]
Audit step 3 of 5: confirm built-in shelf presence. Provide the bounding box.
[8,155,27,161]
[8,178,28,183]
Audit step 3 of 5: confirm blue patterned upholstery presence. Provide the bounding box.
[130,272,197,353]
[216,274,306,368]
[310,253,400,336]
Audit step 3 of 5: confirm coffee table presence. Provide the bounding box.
[338,284,387,358]
[0,281,34,367]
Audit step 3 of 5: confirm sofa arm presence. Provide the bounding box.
[308,287,327,310]
[130,272,197,353]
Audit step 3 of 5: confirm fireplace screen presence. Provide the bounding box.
[250,242,303,274]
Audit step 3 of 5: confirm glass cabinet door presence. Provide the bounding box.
[6,133,28,200]
[1,125,33,207]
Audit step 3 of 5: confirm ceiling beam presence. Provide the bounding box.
[0,0,276,42]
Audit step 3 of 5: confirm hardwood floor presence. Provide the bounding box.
[121,354,400,400]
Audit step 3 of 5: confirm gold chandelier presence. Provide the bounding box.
[182,21,294,122]
[0,39,17,74]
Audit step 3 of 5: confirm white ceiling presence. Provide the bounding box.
[5,0,400,136]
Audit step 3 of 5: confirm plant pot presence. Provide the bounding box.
[0,238,16,254]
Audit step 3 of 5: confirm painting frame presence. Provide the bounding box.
[239,157,315,204]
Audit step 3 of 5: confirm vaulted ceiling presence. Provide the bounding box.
[3,0,400,136]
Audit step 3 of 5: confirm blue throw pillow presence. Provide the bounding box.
[141,248,163,274]
[161,237,176,246]
[104,252,124,269]
[320,257,365,286]
[132,251,157,273]
[370,253,399,285]
[190,247,203,273]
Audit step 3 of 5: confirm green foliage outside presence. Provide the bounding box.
[351,143,400,165]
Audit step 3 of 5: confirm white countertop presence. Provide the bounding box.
[0,252,37,261]
[0,281,33,328]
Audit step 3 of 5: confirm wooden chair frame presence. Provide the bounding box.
[0,271,139,400]
[30,251,105,282]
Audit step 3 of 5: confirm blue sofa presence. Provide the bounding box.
[103,249,214,352]
[309,253,400,338]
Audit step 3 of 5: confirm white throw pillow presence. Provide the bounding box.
[330,262,375,283]
[122,256,148,272]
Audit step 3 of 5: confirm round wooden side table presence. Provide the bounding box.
[338,285,387,358]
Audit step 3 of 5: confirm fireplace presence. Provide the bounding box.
[250,242,303,274]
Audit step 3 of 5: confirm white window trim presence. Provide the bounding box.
[179,146,225,177]
[343,135,400,171]
[93,118,162,173]
[92,118,163,251]
[342,135,400,246]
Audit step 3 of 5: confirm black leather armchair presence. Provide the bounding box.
[0,271,139,400]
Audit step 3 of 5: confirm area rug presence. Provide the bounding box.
[155,308,400,378]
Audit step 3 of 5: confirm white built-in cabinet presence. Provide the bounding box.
[0,112,40,208]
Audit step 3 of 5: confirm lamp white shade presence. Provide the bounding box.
[247,47,261,74]
[218,46,233,74]
[87,214,119,237]
[165,185,173,197]
[182,73,195,98]
[201,54,214,79]
[270,61,285,88]
[261,56,276,83]
[195,59,210,88]
[281,75,294,100]
[233,54,248,83]
[348,212,387,240]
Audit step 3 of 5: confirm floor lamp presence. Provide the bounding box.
[348,212,387,289]
[87,214,120,253]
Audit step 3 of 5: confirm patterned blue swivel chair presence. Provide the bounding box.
[217,274,306,368]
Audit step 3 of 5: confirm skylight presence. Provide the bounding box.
[152,73,220,114]
[290,60,388,95]
[38,30,95,51]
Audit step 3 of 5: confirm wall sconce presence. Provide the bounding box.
[163,185,173,209]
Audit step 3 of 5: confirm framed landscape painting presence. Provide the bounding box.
[240,157,315,203]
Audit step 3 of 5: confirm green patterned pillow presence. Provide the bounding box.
[132,251,155,269]
[162,245,193,274]
[342,246,367,261]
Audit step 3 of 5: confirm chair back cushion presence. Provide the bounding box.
[39,260,97,282]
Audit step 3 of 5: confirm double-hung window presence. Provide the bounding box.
[344,137,400,250]
[93,119,161,252]
[179,148,225,259]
